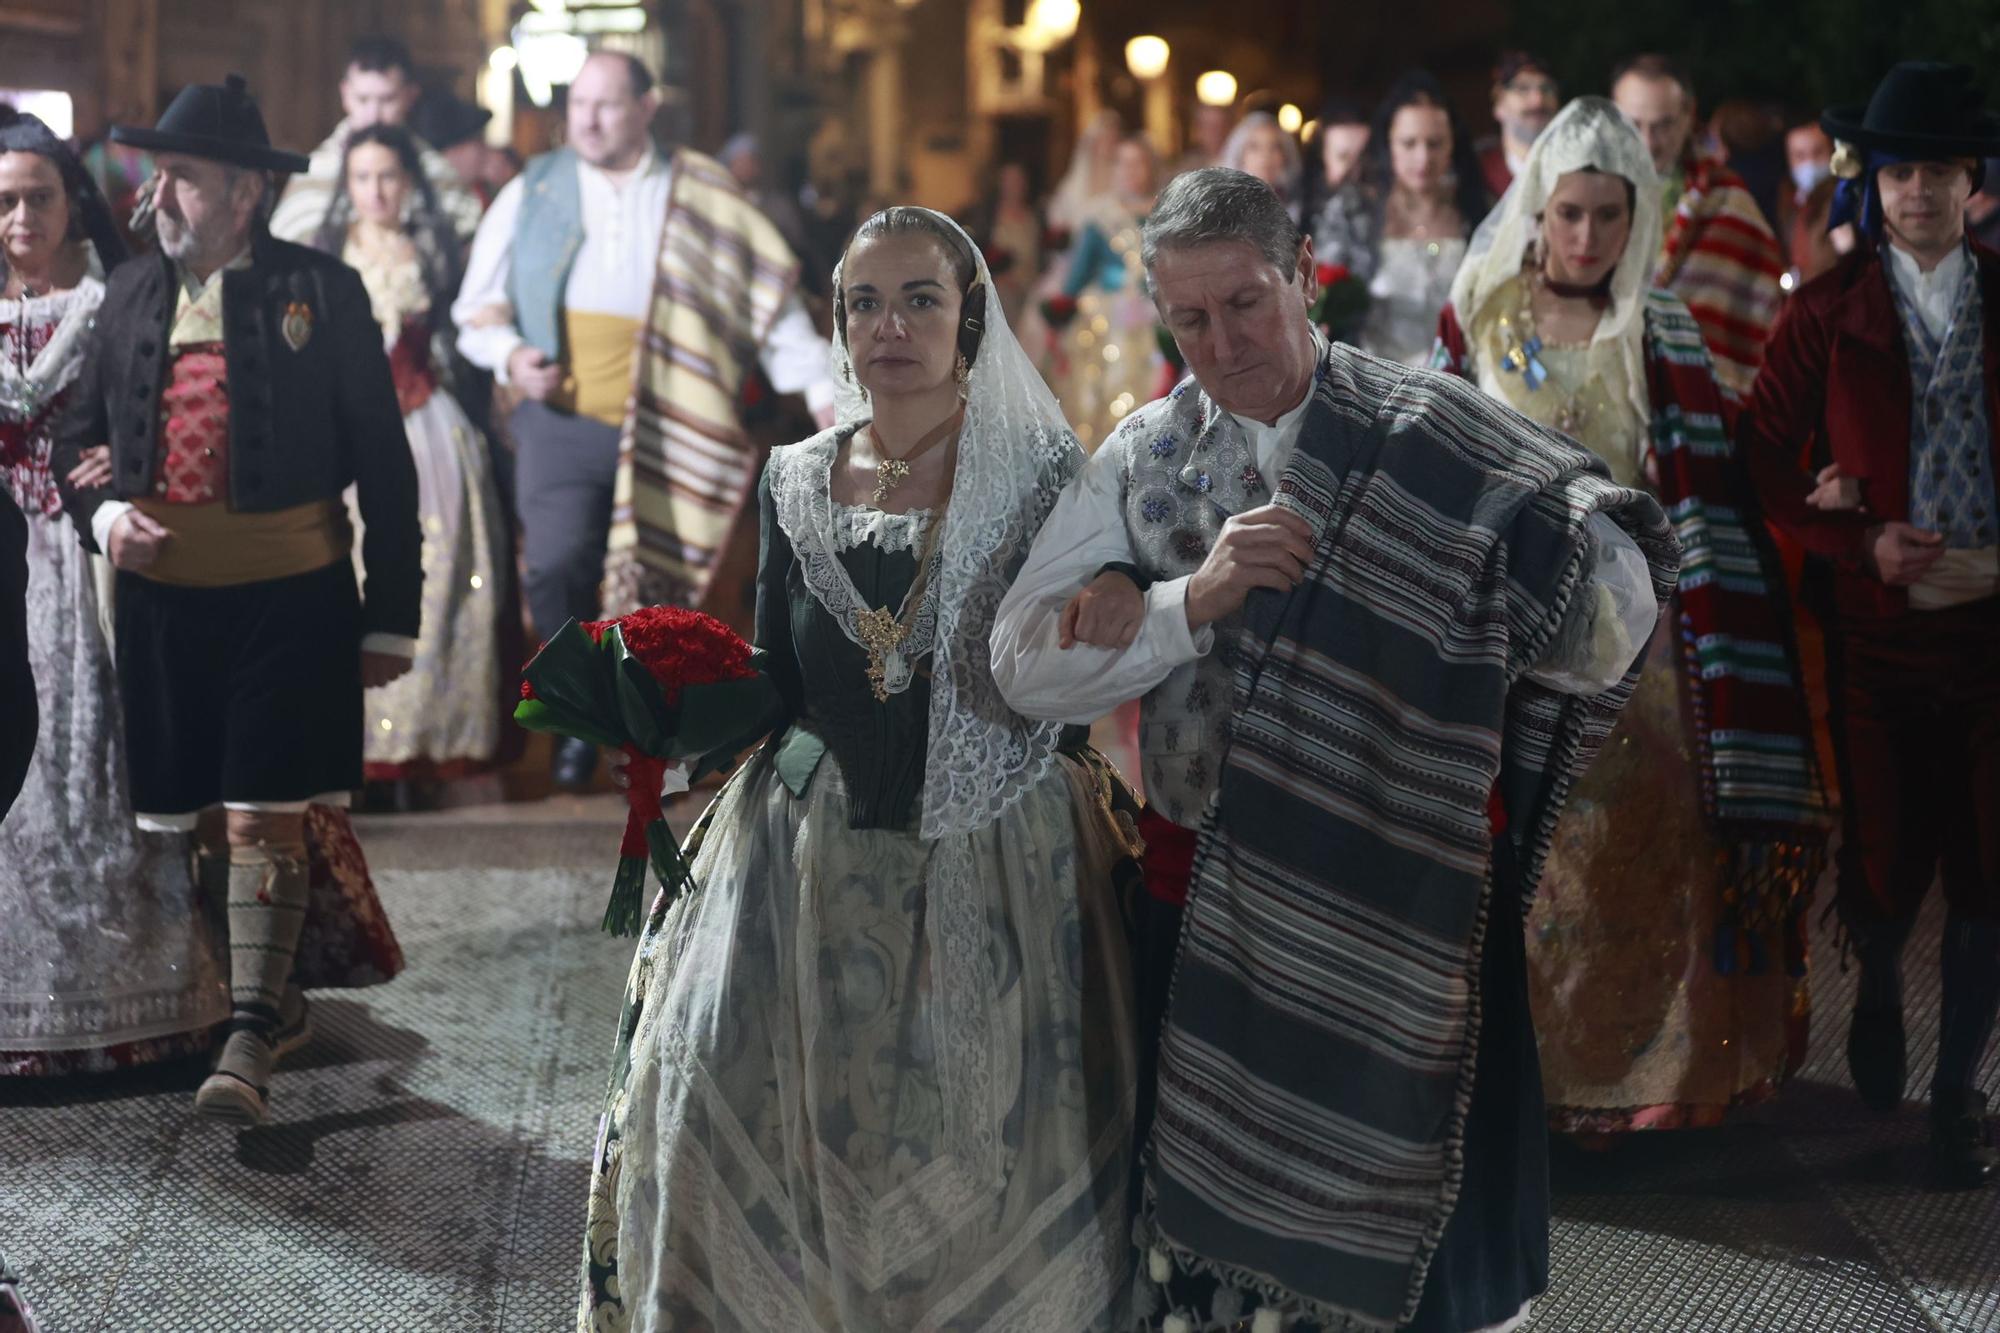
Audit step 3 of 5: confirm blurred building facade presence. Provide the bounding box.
[0,0,1507,237]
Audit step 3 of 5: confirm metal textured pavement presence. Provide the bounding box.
[2,812,1995,1332]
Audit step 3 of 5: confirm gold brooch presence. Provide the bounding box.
[280,300,313,352]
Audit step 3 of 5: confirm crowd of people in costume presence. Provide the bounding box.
[0,27,1996,1333]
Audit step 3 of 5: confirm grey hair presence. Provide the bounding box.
[1140,167,1302,292]
[221,163,277,227]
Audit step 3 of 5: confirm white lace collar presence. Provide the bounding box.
[0,278,104,423]
[831,502,937,554]
[770,432,944,699]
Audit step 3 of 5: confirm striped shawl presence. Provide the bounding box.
[1143,345,1678,1329]
[603,149,803,616]
[1655,152,1784,399]
[1641,292,1830,973]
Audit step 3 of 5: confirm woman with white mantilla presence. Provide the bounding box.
[577,207,1141,1332]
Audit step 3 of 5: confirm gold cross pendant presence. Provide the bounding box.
[872,458,911,505]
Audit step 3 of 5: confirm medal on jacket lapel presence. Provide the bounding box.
[281,300,314,352]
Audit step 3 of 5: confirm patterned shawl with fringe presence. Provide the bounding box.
[602,149,802,618]
[1142,345,1678,1329]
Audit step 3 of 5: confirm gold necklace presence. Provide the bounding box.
[853,502,949,701]
[868,407,963,505]
[1510,272,1605,440]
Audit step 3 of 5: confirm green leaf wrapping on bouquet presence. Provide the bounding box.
[606,625,676,756]
[601,818,701,939]
[647,816,697,906]
[516,619,626,749]
[668,675,783,762]
[604,854,650,938]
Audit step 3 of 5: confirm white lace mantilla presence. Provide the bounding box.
[823,210,1086,845]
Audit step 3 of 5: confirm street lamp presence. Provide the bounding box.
[1125,35,1170,81]
[1277,103,1303,134]
[1195,70,1237,108]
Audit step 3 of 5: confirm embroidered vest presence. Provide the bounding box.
[507,147,586,363]
[154,344,230,504]
[1111,378,1271,827]
[1896,255,1998,550]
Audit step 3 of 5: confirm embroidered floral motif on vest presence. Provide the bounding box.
[155,344,230,504]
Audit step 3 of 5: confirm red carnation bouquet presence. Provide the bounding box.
[1040,292,1080,329]
[516,606,777,935]
[1309,261,1370,344]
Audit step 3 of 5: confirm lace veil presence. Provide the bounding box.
[1451,96,1663,426]
[817,207,1084,842]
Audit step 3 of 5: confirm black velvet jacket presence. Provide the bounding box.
[50,232,421,639]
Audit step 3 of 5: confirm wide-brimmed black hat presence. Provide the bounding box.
[1822,62,2000,160]
[109,73,309,174]
[410,92,492,153]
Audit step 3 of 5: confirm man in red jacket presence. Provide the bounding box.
[1739,62,2000,1189]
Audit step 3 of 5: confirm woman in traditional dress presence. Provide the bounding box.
[1220,110,1305,227]
[312,125,506,805]
[1433,97,1830,1136]
[1047,109,1124,234]
[1320,71,1488,365]
[0,114,232,1076]
[577,207,1141,1331]
[1051,135,1160,450]
[970,160,1044,330]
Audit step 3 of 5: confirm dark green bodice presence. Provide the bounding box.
[751,472,932,831]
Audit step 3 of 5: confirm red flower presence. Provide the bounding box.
[577,605,756,706]
[1317,262,1350,288]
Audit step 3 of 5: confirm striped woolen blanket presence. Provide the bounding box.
[1143,346,1679,1329]
[603,149,802,616]
[1641,291,1829,973]
[1655,152,1784,400]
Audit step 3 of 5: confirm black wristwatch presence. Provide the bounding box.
[1093,561,1152,592]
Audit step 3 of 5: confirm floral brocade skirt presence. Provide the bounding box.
[1526,628,1805,1133]
[578,748,1140,1332]
[353,386,506,780]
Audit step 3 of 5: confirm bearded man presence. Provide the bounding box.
[52,75,420,1125]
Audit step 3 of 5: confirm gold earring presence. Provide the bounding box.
[954,352,971,386]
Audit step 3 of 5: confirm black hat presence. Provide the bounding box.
[409,92,492,153]
[1822,62,2000,160]
[109,73,310,174]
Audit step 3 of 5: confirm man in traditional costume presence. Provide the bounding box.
[1612,53,1786,398]
[990,167,1677,1332]
[1739,61,2000,1190]
[1477,50,1560,199]
[454,50,834,790]
[268,34,484,247]
[51,75,421,1125]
